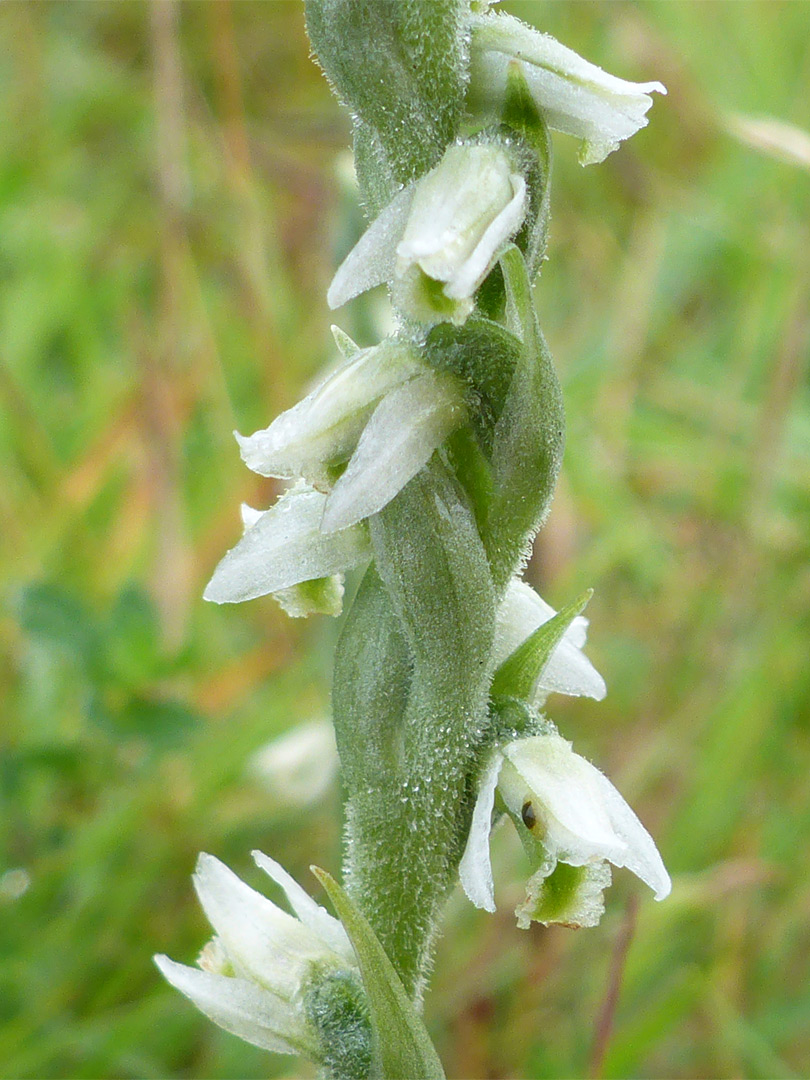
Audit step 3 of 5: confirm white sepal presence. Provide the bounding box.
[154,956,311,1056]
[252,851,354,965]
[494,579,606,702]
[459,751,503,913]
[203,484,369,605]
[321,371,467,532]
[469,12,666,165]
[327,185,416,310]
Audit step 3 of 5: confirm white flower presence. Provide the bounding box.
[155,852,357,1057]
[248,719,339,807]
[204,339,466,610]
[468,12,666,165]
[235,338,423,491]
[459,733,670,926]
[328,142,527,325]
[494,578,606,703]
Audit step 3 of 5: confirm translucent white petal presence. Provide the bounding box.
[240,503,264,531]
[248,720,339,807]
[235,343,424,485]
[494,580,606,701]
[252,851,354,964]
[397,144,523,292]
[459,752,503,912]
[589,769,671,900]
[470,13,665,165]
[327,185,415,309]
[320,371,467,532]
[192,853,326,999]
[154,956,309,1056]
[203,485,369,604]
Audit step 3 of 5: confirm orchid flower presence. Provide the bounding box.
[460,733,670,927]
[155,853,358,1059]
[328,141,527,326]
[468,11,666,165]
[204,337,466,613]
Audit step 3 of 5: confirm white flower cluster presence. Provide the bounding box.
[158,4,669,1057]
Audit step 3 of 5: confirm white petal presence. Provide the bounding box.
[494,580,606,701]
[240,503,264,531]
[327,185,415,309]
[252,851,354,965]
[443,173,526,300]
[502,735,671,900]
[192,853,325,999]
[459,752,503,912]
[235,343,424,485]
[321,371,467,532]
[204,485,369,604]
[397,145,521,288]
[154,955,309,1056]
[590,770,671,900]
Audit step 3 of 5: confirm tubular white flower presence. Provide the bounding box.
[459,733,670,924]
[328,142,527,325]
[494,579,606,703]
[468,12,666,165]
[206,339,468,613]
[236,340,424,490]
[155,852,357,1058]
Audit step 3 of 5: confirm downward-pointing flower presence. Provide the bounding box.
[155,852,359,1059]
[204,336,466,612]
[468,11,666,165]
[460,733,670,927]
[328,141,527,326]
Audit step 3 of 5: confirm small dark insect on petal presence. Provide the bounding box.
[521,799,537,830]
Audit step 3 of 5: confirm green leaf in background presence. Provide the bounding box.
[312,867,446,1080]
[17,583,101,676]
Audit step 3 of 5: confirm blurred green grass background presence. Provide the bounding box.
[1,2,808,1077]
